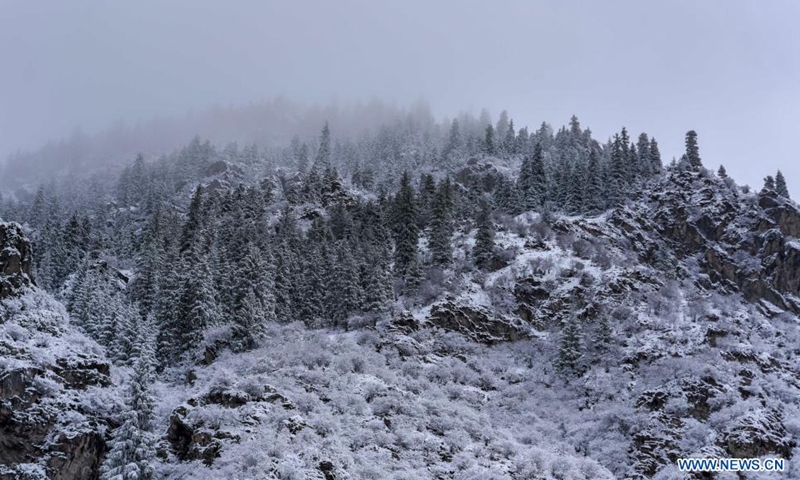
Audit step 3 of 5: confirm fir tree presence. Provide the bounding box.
[557,315,584,376]
[649,137,662,172]
[430,178,454,265]
[775,170,789,197]
[483,124,495,156]
[100,358,155,480]
[764,175,776,191]
[231,244,275,350]
[180,185,204,253]
[519,143,547,210]
[685,130,702,169]
[297,142,310,173]
[717,165,728,179]
[332,243,363,326]
[315,122,332,171]
[473,200,495,269]
[583,150,605,214]
[393,172,421,282]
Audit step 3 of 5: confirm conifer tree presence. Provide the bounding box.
[584,150,605,214]
[315,122,332,171]
[764,175,776,191]
[636,133,651,176]
[717,165,728,179]
[430,178,454,265]
[775,170,789,197]
[473,200,495,269]
[176,245,219,353]
[594,314,613,357]
[231,244,275,350]
[393,172,421,282]
[649,137,662,172]
[519,143,547,210]
[100,358,155,480]
[685,130,702,169]
[557,315,584,376]
[503,119,516,156]
[483,124,496,156]
[297,142,310,173]
[332,243,363,326]
[180,185,204,253]
[443,119,462,162]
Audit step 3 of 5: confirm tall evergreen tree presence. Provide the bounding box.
[775,170,789,197]
[764,175,776,191]
[584,150,605,214]
[393,172,421,283]
[685,130,702,169]
[483,124,496,156]
[557,315,584,376]
[430,178,454,265]
[473,200,495,269]
[315,122,332,171]
[100,358,155,480]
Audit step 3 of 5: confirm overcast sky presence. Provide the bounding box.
[1,0,798,196]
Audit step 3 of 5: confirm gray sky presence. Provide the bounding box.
[1,0,798,196]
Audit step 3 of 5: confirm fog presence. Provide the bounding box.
[2,0,799,195]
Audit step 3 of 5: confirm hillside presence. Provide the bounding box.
[1,117,799,479]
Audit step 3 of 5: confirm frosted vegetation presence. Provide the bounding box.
[1,104,798,478]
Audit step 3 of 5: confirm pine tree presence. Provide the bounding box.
[519,143,547,210]
[649,137,662,172]
[608,134,627,206]
[361,251,392,313]
[176,245,219,353]
[430,178,454,265]
[583,150,605,214]
[483,124,495,156]
[297,142,310,173]
[332,243,363,326]
[685,130,702,169]
[594,314,613,357]
[717,165,728,179]
[775,170,789,197]
[393,172,421,282]
[100,358,155,480]
[443,119,462,162]
[315,122,332,171]
[764,175,776,191]
[557,315,584,376]
[473,200,495,269]
[636,133,651,176]
[180,185,204,253]
[231,244,275,350]
[503,119,516,156]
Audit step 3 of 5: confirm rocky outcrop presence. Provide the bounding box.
[724,408,794,459]
[615,171,800,314]
[427,302,527,344]
[1,224,113,480]
[0,222,34,298]
[167,384,294,465]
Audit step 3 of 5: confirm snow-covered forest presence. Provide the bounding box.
[2,102,800,480]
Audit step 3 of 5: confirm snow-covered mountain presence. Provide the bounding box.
[2,118,799,479]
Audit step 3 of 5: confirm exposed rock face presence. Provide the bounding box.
[1,222,113,480]
[167,384,294,465]
[427,302,527,344]
[725,408,795,459]
[611,171,800,314]
[0,222,34,298]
